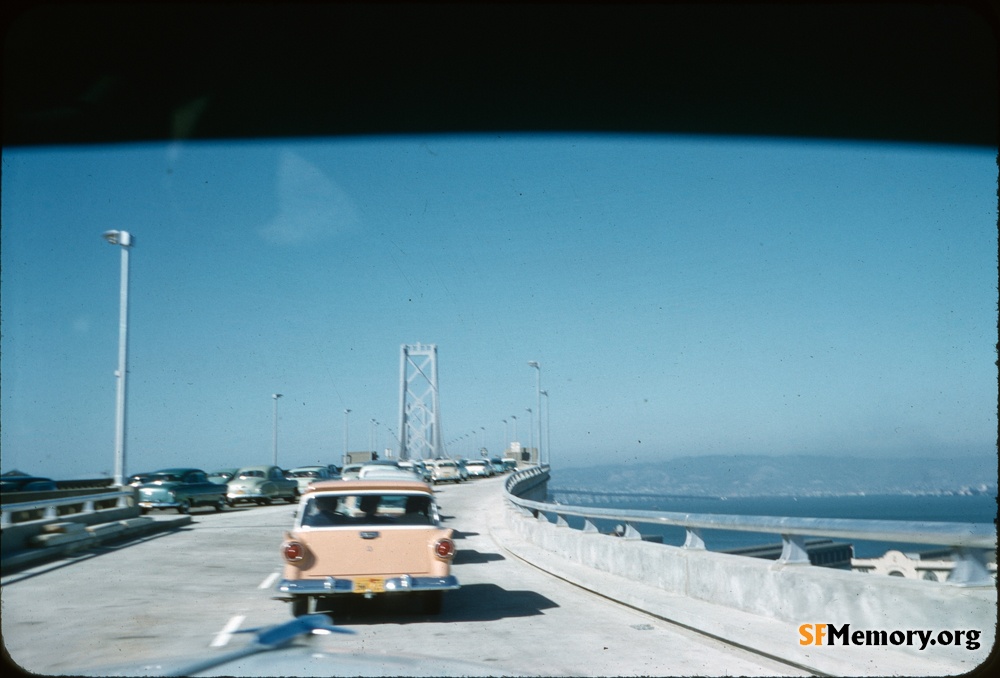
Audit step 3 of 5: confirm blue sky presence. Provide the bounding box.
[1,134,996,480]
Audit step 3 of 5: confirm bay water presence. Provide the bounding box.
[545,490,997,559]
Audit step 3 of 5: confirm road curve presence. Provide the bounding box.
[1,475,808,676]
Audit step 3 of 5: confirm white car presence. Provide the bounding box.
[358,462,422,481]
[427,459,463,484]
[339,464,365,480]
[287,466,332,491]
[463,459,493,478]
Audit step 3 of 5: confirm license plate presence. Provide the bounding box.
[353,577,385,594]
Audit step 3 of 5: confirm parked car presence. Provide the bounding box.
[397,460,431,481]
[463,459,492,478]
[456,460,469,481]
[287,465,333,491]
[208,468,238,484]
[427,459,462,484]
[276,478,459,617]
[489,458,508,474]
[358,463,422,481]
[136,468,229,514]
[339,464,364,480]
[227,465,300,505]
[0,475,57,492]
[415,460,432,482]
[502,458,518,472]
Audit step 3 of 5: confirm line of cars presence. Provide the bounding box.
[340,457,515,485]
[128,457,515,515]
[126,456,516,619]
[128,464,341,514]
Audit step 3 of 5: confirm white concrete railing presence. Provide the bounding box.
[501,466,997,674]
[503,467,996,585]
[0,489,135,528]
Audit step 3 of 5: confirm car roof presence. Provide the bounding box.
[305,479,432,494]
[152,467,202,474]
[290,465,327,471]
[235,465,275,472]
[359,467,422,480]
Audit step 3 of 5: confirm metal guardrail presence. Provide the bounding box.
[0,489,135,528]
[503,466,997,586]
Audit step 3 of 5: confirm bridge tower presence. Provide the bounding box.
[397,343,446,460]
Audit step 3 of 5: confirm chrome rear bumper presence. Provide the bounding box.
[276,574,459,597]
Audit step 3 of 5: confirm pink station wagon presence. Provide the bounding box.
[275,479,459,617]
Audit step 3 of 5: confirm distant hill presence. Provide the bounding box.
[551,454,997,497]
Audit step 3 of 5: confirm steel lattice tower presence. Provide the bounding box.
[397,343,445,460]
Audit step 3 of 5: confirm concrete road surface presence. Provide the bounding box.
[1,475,809,676]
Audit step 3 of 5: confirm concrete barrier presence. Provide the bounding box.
[495,467,997,676]
[1,488,145,570]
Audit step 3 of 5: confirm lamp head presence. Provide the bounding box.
[527,360,539,369]
[102,230,133,247]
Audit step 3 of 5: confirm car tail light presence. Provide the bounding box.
[282,540,306,563]
[434,538,455,559]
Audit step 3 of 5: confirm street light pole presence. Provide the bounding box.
[343,409,351,466]
[528,361,542,464]
[526,408,533,462]
[103,230,133,486]
[272,394,283,465]
[541,390,550,467]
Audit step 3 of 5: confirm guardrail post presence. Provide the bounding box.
[949,547,995,586]
[622,522,642,541]
[514,505,533,518]
[582,519,599,534]
[778,534,811,564]
[555,514,569,528]
[683,527,705,549]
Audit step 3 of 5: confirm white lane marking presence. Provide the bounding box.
[259,571,279,589]
[211,614,245,647]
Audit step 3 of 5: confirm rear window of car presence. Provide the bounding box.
[300,493,433,527]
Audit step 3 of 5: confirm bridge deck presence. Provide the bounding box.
[2,476,809,676]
